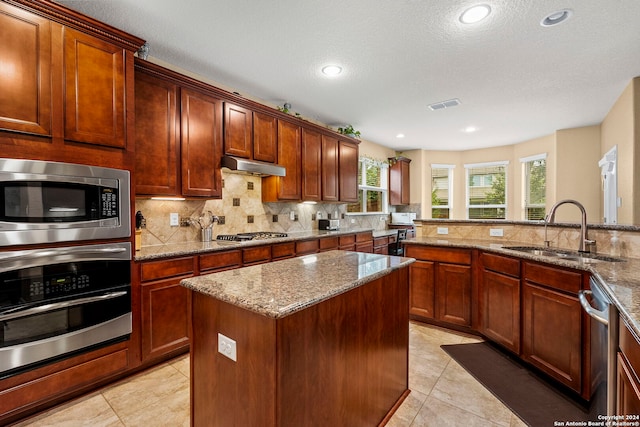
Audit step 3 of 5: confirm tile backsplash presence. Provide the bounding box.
[135,171,390,246]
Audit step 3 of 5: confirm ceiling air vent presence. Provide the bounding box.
[428,98,461,111]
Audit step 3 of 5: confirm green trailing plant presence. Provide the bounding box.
[337,124,361,139]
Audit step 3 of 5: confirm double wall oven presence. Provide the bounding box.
[0,158,132,377]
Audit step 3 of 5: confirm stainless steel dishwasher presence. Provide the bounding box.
[578,277,619,417]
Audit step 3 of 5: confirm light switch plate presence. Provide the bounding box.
[218,333,237,362]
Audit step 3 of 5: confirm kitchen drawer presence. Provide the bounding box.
[140,257,195,282]
[272,242,295,259]
[404,245,471,265]
[389,235,398,244]
[199,250,242,273]
[243,246,271,265]
[374,236,389,247]
[296,239,319,255]
[319,236,339,251]
[620,317,640,374]
[339,234,356,246]
[356,231,373,242]
[481,252,520,277]
[523,261,582,294]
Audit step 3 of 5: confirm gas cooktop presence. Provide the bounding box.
[216,232,288,241]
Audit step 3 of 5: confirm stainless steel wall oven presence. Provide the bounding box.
[0,242,132,378]
[0,158,130,246]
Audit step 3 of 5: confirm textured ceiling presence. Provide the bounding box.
[56,0,640,151]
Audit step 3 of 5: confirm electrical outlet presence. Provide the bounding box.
[437,227,448,235]
[490,228,504,237]
[218,333,237,362]
[169,212,179,226]
[289,211,295,220]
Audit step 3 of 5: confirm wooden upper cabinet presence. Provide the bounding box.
[321,135,339,202]
[224,103,252,158]
[301,128,322,201]
[390,157,411,205]
[134,68,179,196]
[64,27,126,148]
[181,88,223,197]
[262,119,301,201]
[0,3,52,136]
[339,140,359,203]
[253,111,277,163]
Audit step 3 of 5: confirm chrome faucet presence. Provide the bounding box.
[545,199,596,253]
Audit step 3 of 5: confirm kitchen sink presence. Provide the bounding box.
[502,246,625,263]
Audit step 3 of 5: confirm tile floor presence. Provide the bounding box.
[12,322,527,427]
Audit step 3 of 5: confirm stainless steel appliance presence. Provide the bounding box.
[319,219,339,230]
[216,232,288,241]
[578,277,619,416]
[0,242,132,377]
[0,158,131,246]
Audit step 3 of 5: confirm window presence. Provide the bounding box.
[521,154,547,221]
[347,157,388,213]
[465,161,508,219]
[431,164,454,218]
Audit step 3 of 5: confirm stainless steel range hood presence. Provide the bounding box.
[221,156,286,176]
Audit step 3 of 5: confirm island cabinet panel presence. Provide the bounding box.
[0,3,52,136]
[296,238,319,255]
[64,27,126,148]
[223,103,252,158]
[405,245,473,328]
[301,127,322,201]
[180,88,223,197]
[338,140,359,202]
[253,111,277,163]
[190,266,409,427]
[321,135,339,201]
[479,252,521,354]
[618,319,640,415]
[139,257,195,362]
[134,69,179,195]
[262,119,301,201]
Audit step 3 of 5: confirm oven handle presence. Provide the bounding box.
[0,291,128,322]
[0,245,130,272]
[578,289,609,325]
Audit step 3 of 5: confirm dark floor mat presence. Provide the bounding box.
[440,342,604,426]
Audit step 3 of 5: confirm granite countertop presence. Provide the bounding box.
[181,250,415,318]
[135,228,380,261]
[403,236,640,339]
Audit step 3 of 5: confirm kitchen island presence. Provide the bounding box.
[181,250,414,426]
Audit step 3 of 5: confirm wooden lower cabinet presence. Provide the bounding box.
[406,245,472,328]
[522,281,583,393]
[617,318,640,415]
[479,252,521,354]
[139,257,195,362]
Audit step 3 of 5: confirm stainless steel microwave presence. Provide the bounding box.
[0,158,131,246]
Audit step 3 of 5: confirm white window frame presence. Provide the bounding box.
[520,153,547,221]
[347,157,389,214]
[431,164,454,218]
[464,160,509,219]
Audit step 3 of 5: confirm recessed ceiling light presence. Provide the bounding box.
[463,126,478,133]
[321,65,342,76]
[396,133,405,139]
[459,4,491,24]
[540,9,573,27]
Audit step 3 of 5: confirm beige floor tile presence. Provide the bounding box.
[12,393,124,427]
[429,359,513,427]
[116,386,189,427]
[387,389,428,427]
[170,354,190,378]
[411,395,506,427]
[510,414,529,427]
[101,364,189,421]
